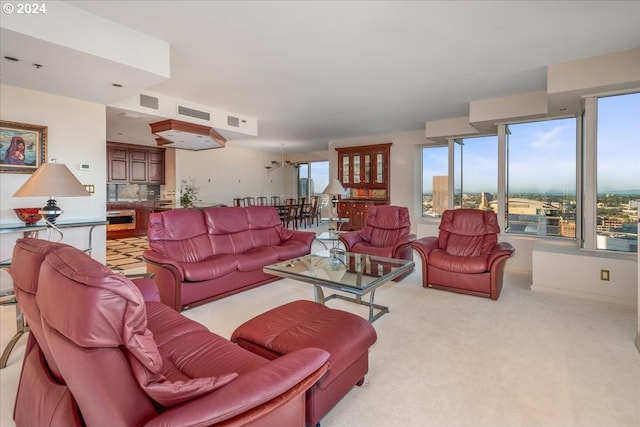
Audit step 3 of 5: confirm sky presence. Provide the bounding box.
[423,92,640,194]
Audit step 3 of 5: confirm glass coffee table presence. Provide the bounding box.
[264,250,414,322]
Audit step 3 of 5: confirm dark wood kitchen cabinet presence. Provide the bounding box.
[107,142,165,184]
[108,144,129,182]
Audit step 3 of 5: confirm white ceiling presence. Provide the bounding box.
[2,1,640,153]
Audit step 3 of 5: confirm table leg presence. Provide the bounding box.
[0,304,28,369]
[313,284,326,304]
[324,290,389,323]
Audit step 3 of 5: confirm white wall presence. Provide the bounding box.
[0,84,107,263]
[173,145,297,206]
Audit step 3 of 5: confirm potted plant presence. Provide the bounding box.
[180,177,200,208]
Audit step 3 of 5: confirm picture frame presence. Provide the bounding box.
[0,120,47,174]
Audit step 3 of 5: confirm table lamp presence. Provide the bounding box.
[322,178,346,219]
[13,159,90,224]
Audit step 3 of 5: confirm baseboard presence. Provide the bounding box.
[531,284,637,307]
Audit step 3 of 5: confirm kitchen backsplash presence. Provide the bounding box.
[107,184,161,201]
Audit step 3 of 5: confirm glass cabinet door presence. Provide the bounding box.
[364,154,371,183]
[353,154,361,183]
[375,152,384,183]
[341,154,350,184]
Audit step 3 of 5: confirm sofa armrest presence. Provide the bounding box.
[281,229,316,250]
[144,347,330,427]
[143,249,186,311]
[130,277,161,303]
[143,250,185,282]
[411,236,439,261]
[487,242,515,267]
[339,230,366,251]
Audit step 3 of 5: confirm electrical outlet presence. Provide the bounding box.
[600,269,610,281]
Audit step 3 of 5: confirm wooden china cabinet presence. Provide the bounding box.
[336,143,391,230]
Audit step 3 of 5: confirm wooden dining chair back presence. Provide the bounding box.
[233,198,245,207]
[244,197,256,206]
[282,198,297,228]
[302,196,320,227]
[256,196,268,206]
[295,198,307,228]
[271,196,281,206]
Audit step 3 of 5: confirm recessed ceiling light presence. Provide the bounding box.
[4,56,19,62]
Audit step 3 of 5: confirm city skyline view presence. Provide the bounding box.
[422,92,640,195]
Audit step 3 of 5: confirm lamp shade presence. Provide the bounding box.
[13,162,90,198]
[322,179,346,195]
[13,160,90,224]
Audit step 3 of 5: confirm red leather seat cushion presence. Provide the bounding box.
[429,249,489,273]
[181,254,238,281]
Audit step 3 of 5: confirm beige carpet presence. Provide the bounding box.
[1,244,639,426]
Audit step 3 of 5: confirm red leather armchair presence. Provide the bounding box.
[339,205,416,281]
[412,209,514,300]
[10,238,329,427]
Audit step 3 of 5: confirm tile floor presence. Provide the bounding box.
[106,236,149,273]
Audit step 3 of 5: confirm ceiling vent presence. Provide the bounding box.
[227,116,240,127]
[140,94,159,110]
[149,119,226,151]
[177,105,210,122]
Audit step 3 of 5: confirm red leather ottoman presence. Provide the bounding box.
[231,300,377,427]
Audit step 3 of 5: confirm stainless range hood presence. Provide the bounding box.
[150,119,227,150]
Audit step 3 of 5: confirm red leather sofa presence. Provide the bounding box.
[11,238,329,427]
[143,206,315,311]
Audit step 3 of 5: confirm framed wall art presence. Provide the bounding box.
[0,120,47,173]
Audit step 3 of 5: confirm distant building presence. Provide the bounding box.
[432,176,448,215]
[490,198,565,236]
[481,192,494,209]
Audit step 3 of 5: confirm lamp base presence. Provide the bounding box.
[40,199,63,224]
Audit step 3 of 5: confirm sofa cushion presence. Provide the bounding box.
[148,209,214,263]
[428,249,489,273]
[236,247,279,272]
[349,242,394,258]
[37,247,237,408]
[438,209,499,256]
[181,254,238,281]
[272,240,311,260]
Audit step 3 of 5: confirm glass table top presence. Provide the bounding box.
[264,250,414,295]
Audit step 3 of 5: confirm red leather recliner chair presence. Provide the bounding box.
[412,209,514,300]
[339,205,416,281]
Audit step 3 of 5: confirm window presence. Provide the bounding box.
[455,136,498,210]
[505,118,577,237]
[595,92,639,252]
[421,145,448,217]
[421,136,497,217]
[297,161,329,198]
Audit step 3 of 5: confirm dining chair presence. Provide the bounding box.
[244,196,256,206]
[256,196,268,206]
[233,198,245,207]
[282,198,297,229]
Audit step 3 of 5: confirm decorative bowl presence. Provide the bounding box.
[14,208,43,225]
